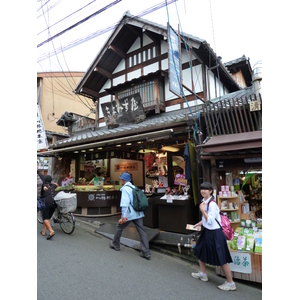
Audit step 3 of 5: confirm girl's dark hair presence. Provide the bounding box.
[200,182,213,191]
[44,175,52,183]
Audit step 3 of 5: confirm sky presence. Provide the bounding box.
[37,0,263,73]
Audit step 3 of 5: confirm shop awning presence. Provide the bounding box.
[200,131,262,153]
[37,107,196,157]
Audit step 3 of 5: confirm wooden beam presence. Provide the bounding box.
[80,87,100,99]
[126,24,142,38]
[182,84,204,102]
[165,92,204,107]
[143,29,160,45]
[108,45,126,59]
[94,67,112,79]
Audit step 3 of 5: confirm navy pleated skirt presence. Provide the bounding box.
[194,227,233,266]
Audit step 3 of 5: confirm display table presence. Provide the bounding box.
[74,190,121,216]
[156,196,198,234]
[143,196,159,228]
[215,250,262,283]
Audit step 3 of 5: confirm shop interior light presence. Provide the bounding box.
[161,146,180,152]
[138,149,156,153]
[89,149,94,151]
[246,170,262,174]
[116,144,121,147]
[97,147,103,150]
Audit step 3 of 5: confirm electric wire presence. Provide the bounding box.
[37,0,97,36]
[164,0,200,145]
[37,0,177,63]
[207,0,223,138]
[174,0,203,142]
[40,0,94,111]
[38,0,123,48]
[37,0,63,18]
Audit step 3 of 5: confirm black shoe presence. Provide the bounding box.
[109,242,120,251]
[47,232,55,240]
[140,251,151,260]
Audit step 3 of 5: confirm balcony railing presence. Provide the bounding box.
[200,92,262,137]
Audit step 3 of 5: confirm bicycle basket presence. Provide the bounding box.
[54,191,77,213]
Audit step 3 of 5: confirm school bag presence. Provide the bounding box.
[127,185,149,212]
[207,199,234,240]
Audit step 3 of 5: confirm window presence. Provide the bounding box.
[127,45,158,68]
[117,78,164,109]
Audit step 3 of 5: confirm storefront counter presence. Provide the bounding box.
[156,196,198,234]
[143,195,160,228]
[74,190,121,216]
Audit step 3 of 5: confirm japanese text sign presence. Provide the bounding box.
[229,252,252,274]
[101,93,145,128]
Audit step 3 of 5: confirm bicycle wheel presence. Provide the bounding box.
[58,212,75,234]
[37,209,43,224]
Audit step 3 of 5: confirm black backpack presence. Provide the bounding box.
[127,185,149,212]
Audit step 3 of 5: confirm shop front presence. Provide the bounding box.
[199,131,262,283]
[38,108,200,234]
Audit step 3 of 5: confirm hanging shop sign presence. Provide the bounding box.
[168,24,182,98]
[114,162,139,172]
[37,104,48,150]
[174,174,187,186]
[250,100,261,112]
[101,93,146,128]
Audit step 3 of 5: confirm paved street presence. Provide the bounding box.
[37,219,262,300]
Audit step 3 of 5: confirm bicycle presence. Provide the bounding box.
[37,207,76,234]
[37,191,77,235]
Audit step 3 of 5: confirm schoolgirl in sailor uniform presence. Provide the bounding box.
[192,182,236,291]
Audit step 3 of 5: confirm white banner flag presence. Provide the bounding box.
[37,104,48,150]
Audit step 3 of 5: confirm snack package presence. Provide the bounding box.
[186,224,201,231]
[237,235,246,251]
[231,236,238,250]
[254,238,262,253]
[246,236,255,252]
[234,227,244,235]
[240,219,246,227]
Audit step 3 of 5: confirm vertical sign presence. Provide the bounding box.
[168,24,182,98]
[37,104,48,150]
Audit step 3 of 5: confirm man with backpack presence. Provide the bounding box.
[109,172,151,260]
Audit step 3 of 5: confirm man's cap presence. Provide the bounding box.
[119,172,131,182]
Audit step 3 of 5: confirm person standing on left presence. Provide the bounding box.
[109,172,151,259]
[37,160,46,202]
[40,175,57,240]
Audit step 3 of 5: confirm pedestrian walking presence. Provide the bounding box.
[192,182,236,291]
[109,172,151,259]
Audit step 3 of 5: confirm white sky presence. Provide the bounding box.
[37,0,263,73]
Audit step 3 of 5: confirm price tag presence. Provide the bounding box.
[167,195,173,203]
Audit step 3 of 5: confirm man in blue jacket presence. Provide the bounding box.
[109,172,151,259]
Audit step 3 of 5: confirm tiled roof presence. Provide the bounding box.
[51,107,196,149]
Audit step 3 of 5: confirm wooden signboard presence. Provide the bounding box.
[101,93,146,128]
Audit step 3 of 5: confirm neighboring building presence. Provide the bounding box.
[37,71,96,145]
[37,71,96,173]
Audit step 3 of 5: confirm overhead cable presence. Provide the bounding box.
[37,0,123,48]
